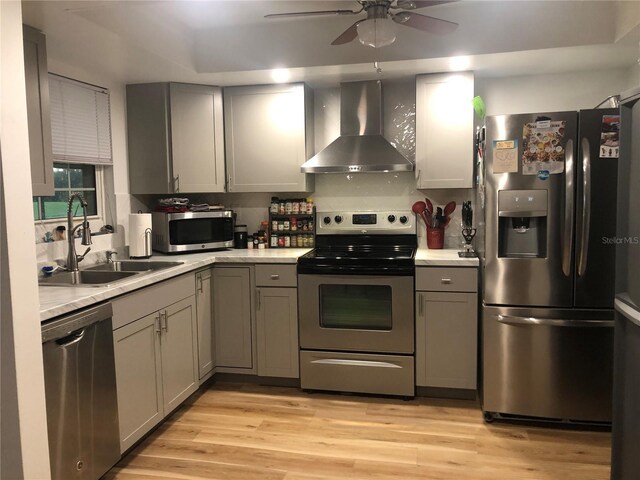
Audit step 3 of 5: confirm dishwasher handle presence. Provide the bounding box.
[42,302,113,343]
[55,329,86,347]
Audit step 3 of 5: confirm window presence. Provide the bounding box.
[33,163,98,220]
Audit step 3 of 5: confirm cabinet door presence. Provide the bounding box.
[23,25,54,196]
[169,83,225,193]
[224,84,312,192]
[416,291,478,389]
[126,83,172,194]
[415,72,474,189]
[256,287,299,378]
[113,312,163,453]
[195,269,215,380]
[160,296,199,413]
[213,267,253,369]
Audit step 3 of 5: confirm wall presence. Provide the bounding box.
[0,2,52,478]
[475,67,633,116]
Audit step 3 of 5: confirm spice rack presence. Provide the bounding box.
[268,208,316,248]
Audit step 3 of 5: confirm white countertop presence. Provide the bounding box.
[39,248,310,322]
[415,248,480,266]
[40,247,478,322]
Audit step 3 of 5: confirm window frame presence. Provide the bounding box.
[33,163,106,226]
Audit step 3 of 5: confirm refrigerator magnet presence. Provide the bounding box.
[600,115,620,159]
[492,140,518,173]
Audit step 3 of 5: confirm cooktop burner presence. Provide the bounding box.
[298,211,417,275]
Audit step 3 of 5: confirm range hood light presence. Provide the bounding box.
[357,18,397,48]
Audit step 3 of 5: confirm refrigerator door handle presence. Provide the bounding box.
[562,138,574,277]
[578,137,591,277]
[496,314,613,328]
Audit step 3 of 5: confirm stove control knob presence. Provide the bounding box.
[387,215,396,223]
[399,216,408,224]
[334,215,343,224]
[323,216,331,225]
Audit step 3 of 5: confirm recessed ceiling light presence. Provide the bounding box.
[449,56,471,71]
[271,68,290,83]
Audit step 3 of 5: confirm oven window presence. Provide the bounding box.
[319,284,392,330]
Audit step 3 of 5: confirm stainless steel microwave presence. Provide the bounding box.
[151,211,234,253]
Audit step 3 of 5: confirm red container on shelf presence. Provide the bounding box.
[426,226,445,249]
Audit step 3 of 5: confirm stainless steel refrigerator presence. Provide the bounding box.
[611,86,640,478]
[481,108,619,423]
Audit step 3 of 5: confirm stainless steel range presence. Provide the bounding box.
[297,210,417,397]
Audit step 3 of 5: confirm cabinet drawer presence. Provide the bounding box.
[416,267,477,292]
[112,273,196,329]
[255,265,297,287]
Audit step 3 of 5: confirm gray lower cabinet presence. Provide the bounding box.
[223,83,314,192]
[213,266,254,370]
[112,275,198,453]
[256,287,299,378]
[23,25,54,196]
[415,267,478,390]
[195,268,214,381]
[126,82,225,194]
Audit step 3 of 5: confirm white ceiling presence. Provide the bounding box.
[21,0,640,86]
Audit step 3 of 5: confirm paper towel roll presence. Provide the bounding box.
[129,213,152,258]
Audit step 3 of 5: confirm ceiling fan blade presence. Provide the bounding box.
[392,11,458,34]
[331,20,362,45]
[395,0,457,9]
[265,9,359,19]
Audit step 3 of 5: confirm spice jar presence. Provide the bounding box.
[284,220,290,231]
[291,235,298,247]
[270,197,279,214]
[270,235,278,248]
[284,236,291,247]
[285,200,293,214]
[291,217,297,231]
[292,200,300,214]
[279,201,285,215]
[306,197,314,214]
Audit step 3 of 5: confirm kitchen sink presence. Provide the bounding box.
[85,260,184,272]
[39,270,139,287]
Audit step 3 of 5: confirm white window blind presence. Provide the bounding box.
[49,74,113,165]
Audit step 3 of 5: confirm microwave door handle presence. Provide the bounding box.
[562,138,574,277]
[578,137,591,277]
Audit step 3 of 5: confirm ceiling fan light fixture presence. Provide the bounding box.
[357,18,397,48]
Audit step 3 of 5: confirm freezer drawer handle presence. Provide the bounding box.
[496,314,613,328]
[310,358,402,369]
[615,298,640,328]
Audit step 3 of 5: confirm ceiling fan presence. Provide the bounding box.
[265,1,458,48]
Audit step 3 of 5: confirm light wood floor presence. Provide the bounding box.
[105,383,611,480]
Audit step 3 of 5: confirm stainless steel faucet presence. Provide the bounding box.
[66,193,92,272]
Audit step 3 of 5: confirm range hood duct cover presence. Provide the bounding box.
[301,80,414,173]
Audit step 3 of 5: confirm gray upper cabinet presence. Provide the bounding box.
[23,25,54,196]
[126,82,225,194]
[224,83,314,193]
[415,72,474,189]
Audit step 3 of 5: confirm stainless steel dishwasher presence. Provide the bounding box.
[41,302,120,480]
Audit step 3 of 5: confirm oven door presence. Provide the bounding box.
[298,274,414,354]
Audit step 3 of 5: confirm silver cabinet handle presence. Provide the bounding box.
[160,311,168,333]
[578,137,591,277]
[418,293,424,316]
[310,359,402,369]
[270,274,280,280]
[562,138,574,277]
[256,289,262,311]
[174,175,180,193]
[155,314,161,335]
[441,278,452,284]
[496,314,612,328]
[197,276,203,293]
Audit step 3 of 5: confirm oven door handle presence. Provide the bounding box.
[310,359,403,369]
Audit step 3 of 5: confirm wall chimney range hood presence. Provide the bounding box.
[301,80,413,173]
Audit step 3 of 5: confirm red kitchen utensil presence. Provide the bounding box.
[411,201,430,227]
[444,201,456,218]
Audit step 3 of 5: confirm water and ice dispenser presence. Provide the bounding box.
[497,190,548,258]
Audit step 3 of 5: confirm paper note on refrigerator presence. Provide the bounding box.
[492,140,518,173]
[522,120,566,175]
